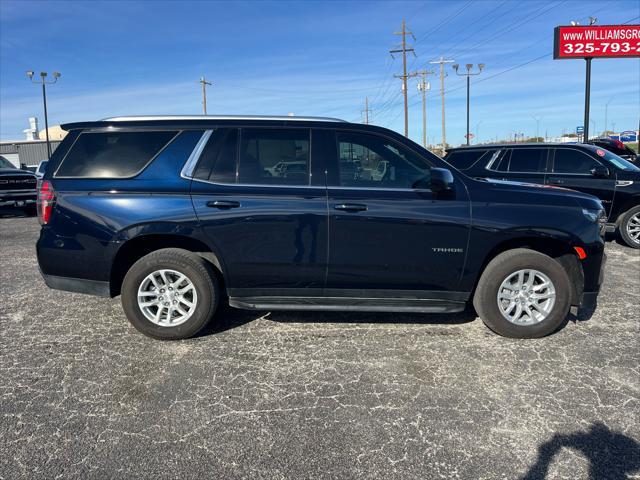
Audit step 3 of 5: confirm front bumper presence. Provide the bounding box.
[0,191,36,207]
[579,250,606,309]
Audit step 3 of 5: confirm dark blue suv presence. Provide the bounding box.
[37,116,606,340]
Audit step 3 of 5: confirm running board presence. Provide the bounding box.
[228,296,466,313]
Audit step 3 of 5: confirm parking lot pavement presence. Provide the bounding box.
[0,215,638,479]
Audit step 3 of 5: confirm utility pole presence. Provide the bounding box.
[604,96,614,135]
[475,120,483,144]
[429,57,455,155]
[390,19,416,137]
[531,115,543,142]
[199,76,212,115]
[452,63,484,146]
[26,71,61,160]
[411,69,435,148]
[361,96,372,124]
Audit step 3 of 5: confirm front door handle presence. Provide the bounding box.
[207,200,240,209]
[548,178,565,185]
[334,203,367,212]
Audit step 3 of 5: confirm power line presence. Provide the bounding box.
[414,0,474,46]
[433,0,521,58]
[449,0,567,59]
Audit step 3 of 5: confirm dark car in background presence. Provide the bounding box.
[445,143,640,248]
[587,137,637,162]
[36,116,606,340]
[0,155,37,214]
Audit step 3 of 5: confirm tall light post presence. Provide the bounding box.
[452,63,484,146]
[531,115,543,142]
[27,71,61,160]
[475,120,483,144]
[604,96,614,135]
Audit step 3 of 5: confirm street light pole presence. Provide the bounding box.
[452,63,484,146]
[475,120,483,144]
[27,71,61,160]
[531,115,543,142]
[604,96,613,135]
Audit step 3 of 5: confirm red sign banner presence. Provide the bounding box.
[554,25,640,59]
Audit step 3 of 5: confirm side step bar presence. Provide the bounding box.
[228,296,466,313]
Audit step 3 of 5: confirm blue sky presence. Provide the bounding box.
[1,0,638,145]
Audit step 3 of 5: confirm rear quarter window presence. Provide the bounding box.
[55,130,178,178]
[445,149,488,170]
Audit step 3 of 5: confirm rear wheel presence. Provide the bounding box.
[619,206,640,249]
[473,249,571,338]
[121,248,219,339]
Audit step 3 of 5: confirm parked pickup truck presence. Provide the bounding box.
[0,156,37,214]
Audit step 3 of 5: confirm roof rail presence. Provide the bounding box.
[101,115,347,123]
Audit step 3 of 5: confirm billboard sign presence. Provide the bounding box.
[553,25,640,59]
[576,126,584,134]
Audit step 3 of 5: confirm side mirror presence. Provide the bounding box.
[20,163,28,170]
[590,165,609,178]
[430,167,455,193]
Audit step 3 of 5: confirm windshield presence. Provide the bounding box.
[601,150,640,172]
[0,156,16,169]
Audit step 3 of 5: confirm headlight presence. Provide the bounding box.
[582,208,607,226]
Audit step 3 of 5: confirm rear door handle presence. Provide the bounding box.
[334,203,367,212]
[207,200,240,209]
[548,178,565,185]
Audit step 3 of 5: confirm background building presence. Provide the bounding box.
[0,117,63,168]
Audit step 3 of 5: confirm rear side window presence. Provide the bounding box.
[504,149,547,173]
[553,148,600,173]
[56,131,177,178]
[238,128,310,185]
[446,149,488,170]
[194,129,238,183]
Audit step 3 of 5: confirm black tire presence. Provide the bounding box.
[23,204,37,216]
[121,248,220,340]
[473,248,571,339]
[618,205,640,249]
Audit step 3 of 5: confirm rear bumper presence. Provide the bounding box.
[41,272,111,297]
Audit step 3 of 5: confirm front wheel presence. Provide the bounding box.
[619,206,640,249]
[121,248,220,340]
[473,249,571,338]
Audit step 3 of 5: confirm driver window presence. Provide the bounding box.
[335,132,430,189]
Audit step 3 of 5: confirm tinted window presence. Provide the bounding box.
[0,156,15,169]
[600,149,640,172]
[56,131,177,178]
[506,149,547,173]
[194,129,238,183]
[553,149,599,173]
[336,132,430,188]
[238,129,310,185]
[446,149,487,170]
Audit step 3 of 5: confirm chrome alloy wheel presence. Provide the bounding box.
[137,269,198,327]
[626,212,640,245]
[497,269,556,326]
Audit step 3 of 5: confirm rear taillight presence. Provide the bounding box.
[613,139,625,149]
[37,180,55,225]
